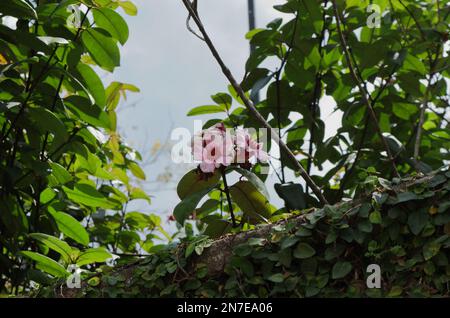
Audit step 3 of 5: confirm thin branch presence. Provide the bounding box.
[307,3,328,192]
[221,168,236,227]
[331,0,400,178]
[413,84,431,160]
[181,0,328,205]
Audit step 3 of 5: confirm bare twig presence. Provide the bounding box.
[181,0,329,205]
[413,84,431,160]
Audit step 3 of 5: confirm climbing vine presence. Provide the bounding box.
[43,170,450,298]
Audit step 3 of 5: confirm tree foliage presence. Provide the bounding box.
[1,0,450,298]
[0,0,165,294]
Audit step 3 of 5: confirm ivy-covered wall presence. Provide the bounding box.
[45,170,450,298]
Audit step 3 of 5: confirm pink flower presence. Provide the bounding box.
[193,123,235,173]
[192,124,268,173]
[235,128,269,164]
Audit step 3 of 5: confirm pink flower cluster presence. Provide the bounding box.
[192,123,269,173]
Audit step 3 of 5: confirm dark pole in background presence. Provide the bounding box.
[248,0,256,52]
[247,0,259,104]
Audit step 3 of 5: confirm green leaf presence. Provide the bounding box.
[229,181,272,223]
[20,251,68,278]
[234,244,252,257]
[397,191,419,203]
[37,36,69,46]
[64,96,111,129]
[48,210,90,246]
[93,7,129,45]
[187,105,226,116]
[28,107,68,141]
[250,75,272,101]
[274,183,306,210]
[174,187,213,224]
[130,187,151,202]
[49,162,72,185]
[267,273,284,283]
[76,63,106,107]
[332,261,352,279]
[227,166,270,198]
[422,242,440,261]
[40,188,56,204]
[63,184,118,209]
[211,92,232,111]
[129,162,146,180]
[392,103,418,120]
[76,248,112,266]
[119,1,138,16]
[0,0,37,20]
[29,233,73,263]
[177,169,220,200]
[293,242,316,259]
[408,209,428,235]
[403,54,426,75]
[369,210,382,224]
[203,217,231,238]
[81,28,120,72]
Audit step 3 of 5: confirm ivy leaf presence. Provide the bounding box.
[267,273,284,283]
[293,242,316,259]
[422,242,440,261]
[408,209,428,235]
[332,261,352,279]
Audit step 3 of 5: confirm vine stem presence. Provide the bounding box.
[221,168,237,228]
[331,0,400,178]
[181,0,329,206]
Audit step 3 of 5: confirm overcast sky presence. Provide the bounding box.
[107,0,340,230]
